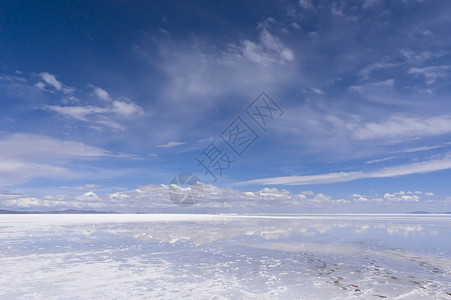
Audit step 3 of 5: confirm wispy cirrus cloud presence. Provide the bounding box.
[242,27,294,66]
[364,156,397,165]
[0,133,138,186]
[299,0,313,10]
[353,115,451,140]
[157,141,186,148]
[348,79,395,94]
[237,155,451,186]
[139,20,296,109]
[407,65,451,85]
[358,63,401,79]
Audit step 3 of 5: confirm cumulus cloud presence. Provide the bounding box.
[2,183,436,213]
[351,194,369,202]
[383,191,420,202]
[0,185,346,212]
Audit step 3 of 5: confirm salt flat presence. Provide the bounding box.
[1,214,450,299]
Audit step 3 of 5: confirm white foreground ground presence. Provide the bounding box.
[1,214,450,299]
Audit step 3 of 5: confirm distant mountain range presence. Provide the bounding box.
[1,209,450,214]
[409,211,451,214]
[0,209,118,214]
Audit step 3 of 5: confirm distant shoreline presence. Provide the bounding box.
[1,209,450,215]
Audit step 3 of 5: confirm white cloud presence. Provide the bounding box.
[2,183,436,213]
[363,0,381,8]
[359,63,400,79]
[44,85,143,131]
[0,133,134,186]
[146,25,297,112]
[351,194,369,202]
[92,86,111,101]
[242,29,294,66]
[0,74,27,82]
[37,72,74,94]
[257,187,290,197]
[348,79,394,93]
[39,72,62,89]
[399,145,443,153]
[0,159,70,186]
[400,49,448,64]
[31,76,144,131]
[0,185,347,212]
[383,192,420,202]
[237,171,363,186]
[93,118,126,131]
[0,133,111,159]
[299,0,313,10]
[301,190,314,196]
[353,115,451,140]
[75,184,101,191]
[157,141,186,148]
[34,82,46,90]
[407,65,451,85]
[111,100,143,117]
[365,156,396,164]
[4,196,41,208]
[45,105,109,121]
[310,88,324,95]
[237,155,451,186]
[331,2,344,17]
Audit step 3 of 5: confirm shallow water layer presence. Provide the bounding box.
[1,214,450,299]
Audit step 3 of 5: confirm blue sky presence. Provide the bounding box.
[1,0,451,213]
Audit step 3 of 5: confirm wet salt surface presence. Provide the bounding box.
[1,214,450,299]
